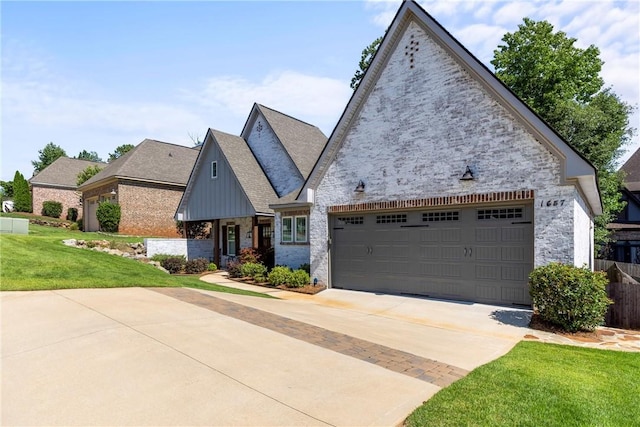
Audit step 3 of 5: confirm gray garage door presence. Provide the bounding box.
[330,204,533,305]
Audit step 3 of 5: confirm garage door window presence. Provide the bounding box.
[376,214,407,224]
[338,216,364,225]
[477,207,523,220]
[423,211,459,222]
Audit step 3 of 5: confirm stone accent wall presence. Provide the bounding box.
[32,186,82,219]
[309,20,587,286]
[117,182,183,237]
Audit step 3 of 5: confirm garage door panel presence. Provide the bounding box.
[330,204,533,306]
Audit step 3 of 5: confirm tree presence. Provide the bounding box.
[75,150,103,162]
[12,171,32,213]
[76,165,104,186]
[350,36,383,90]
[31,142,67,174]
[108,144,134,162]
[0,180,14,200]
[491,18,634,251]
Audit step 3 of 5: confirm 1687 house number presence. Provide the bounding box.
[540,199,566,207]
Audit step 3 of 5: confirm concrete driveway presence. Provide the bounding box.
[1,284,531,426]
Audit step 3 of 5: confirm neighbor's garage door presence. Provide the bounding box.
[330,204,533,305]
[86,199,99,232]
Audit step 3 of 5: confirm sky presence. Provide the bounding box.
[1,0,639,183]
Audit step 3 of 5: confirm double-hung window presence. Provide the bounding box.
[282,215,307,243]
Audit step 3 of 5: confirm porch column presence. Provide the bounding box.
[252,216,259,249]
[214,219,220,266]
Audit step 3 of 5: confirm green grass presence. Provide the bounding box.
[406,341,640,427]
[0,223,270,298]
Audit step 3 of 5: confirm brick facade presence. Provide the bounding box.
[308,20,593,286]
[118,182,183,237]
[31,186,82,219]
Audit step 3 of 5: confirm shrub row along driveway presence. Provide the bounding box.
[1,286,530,426]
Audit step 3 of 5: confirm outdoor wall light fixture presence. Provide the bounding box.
[110,189,117,195]
[354,180,366,193]
[460,166,475,181]
[246,230,252,239]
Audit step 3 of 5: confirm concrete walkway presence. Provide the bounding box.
[1,280,529,426]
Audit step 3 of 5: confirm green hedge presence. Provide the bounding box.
[41,201,63,218]
[96,202,121,232]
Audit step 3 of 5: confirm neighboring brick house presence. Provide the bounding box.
[78,140,199,236]
[29,157,106,219]
[175,104,327,267]
[272,0,602,306]
[607,148,640,263]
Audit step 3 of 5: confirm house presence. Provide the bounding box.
[607,148,640,263]
[271,0,602,306]
[29,157,106,219]
[175,103,327,267]
[78,139,199,236]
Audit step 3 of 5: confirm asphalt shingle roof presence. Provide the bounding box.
[621,148,640,192]
[29,157,106,188]
[211,129,279,214]
[257,104,327,179]
[80,139,200,188]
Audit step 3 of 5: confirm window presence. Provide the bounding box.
[477,207,523,220]
[211,161,217,179]
[282,216,307,243]
[338,216,364,225]
[423,211,459,222]
[227,226,236,256]
[376,214,407,224]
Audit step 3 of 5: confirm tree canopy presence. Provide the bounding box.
[75,150,103,162]
[31,142,67,174]
[491,18,633,250]
[350,36,383,90]
[0,180,14,200]
[108,144,134,162]
[77,165,104,186]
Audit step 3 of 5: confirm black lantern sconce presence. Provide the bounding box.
[460,166,475,181]
[354,180,366,193]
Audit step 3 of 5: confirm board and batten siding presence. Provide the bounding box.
[309,19,590,286]
[182,136,255,221]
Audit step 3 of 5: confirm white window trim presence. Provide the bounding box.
[227,226,236,256]
[282,216,293,243]
[211,161,218,179]
[282,215,307,243]
[295,216,307,243]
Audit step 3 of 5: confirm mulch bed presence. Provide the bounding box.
[231,277,326,295]
[529,313,605,342]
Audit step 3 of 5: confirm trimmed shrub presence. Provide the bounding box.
[42,201,63,218]
[77,218,83,231]
[69,222,79,231]
[151,254,185,263]
[240,262,268,281]
[227,260,242,278]
[529,263,611,332]
[208,263,217,272]
[287,269,310,288]
[67,208,78,222]
[161,256,186,274]
[299,263,311,274]
[96,202,121,232]
[185,258,209,274]
[268,266,292,286]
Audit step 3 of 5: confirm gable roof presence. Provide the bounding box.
[210,129,279,214]
[621,147,640,192]
[241,103,327,179]
[297,0,602,215]
[79,139,200,190]
[29,157,106,189]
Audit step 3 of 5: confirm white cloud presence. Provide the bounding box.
[192,71,352,136]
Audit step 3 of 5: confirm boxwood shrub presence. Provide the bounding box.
[268,266,292,286]
[42,201,63,218]
[96,202,121,232]
[529,263,611,332]
[240,262,268,281]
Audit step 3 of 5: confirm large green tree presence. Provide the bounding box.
[12,171,32,213]
[491,18,633,251]
[108,144,134,162]
[75,150,103,162]
[76,165,103,186]
[0,180,14,200]
[350,36,383,90]
[32,142,67,174]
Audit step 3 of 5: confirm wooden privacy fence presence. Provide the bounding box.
[595,260,640,330]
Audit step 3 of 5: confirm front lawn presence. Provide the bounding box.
[0,224,269,298]
[406,341,640,427]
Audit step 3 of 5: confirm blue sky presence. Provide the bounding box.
[2,0,638,182]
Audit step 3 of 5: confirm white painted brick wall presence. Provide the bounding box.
[574,189,594,268]
[246,115,303,197]
[310,21,590,285]
[274,211,311,270]
[145,238,213,261]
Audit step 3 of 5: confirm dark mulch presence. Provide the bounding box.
[529,313,602,341]
[231,277,326,295]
